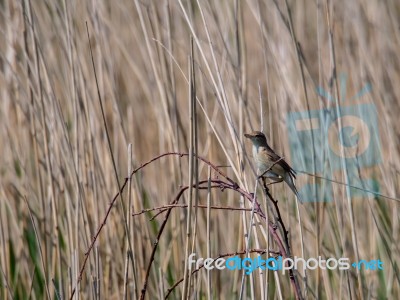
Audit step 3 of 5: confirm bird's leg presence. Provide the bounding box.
[264,177,284,187]
[258,168,271,179]
[257,170,283,183]
[261,177,267,187]
[260,177,272,196]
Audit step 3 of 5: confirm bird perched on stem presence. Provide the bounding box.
[244,131,303,203]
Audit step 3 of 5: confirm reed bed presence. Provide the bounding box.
[0,0,399,299]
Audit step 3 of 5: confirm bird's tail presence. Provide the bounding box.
[284,174,303,204]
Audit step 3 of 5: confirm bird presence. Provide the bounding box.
[244,131,303,203]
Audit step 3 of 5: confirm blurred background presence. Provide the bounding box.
[0,0,399,299]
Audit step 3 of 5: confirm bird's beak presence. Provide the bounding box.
[244,133,252,139]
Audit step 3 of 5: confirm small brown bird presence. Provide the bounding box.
[245,131,303,203]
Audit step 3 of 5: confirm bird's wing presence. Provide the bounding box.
[265,147,297,178]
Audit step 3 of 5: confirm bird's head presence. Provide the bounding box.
[244,131,268,146]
